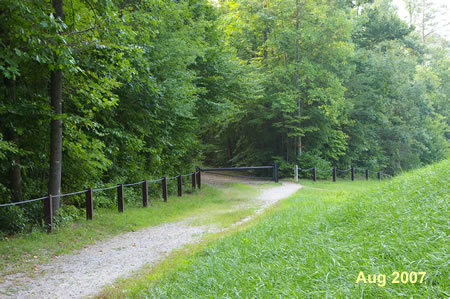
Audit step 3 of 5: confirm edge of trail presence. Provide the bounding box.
[0,180,302,299]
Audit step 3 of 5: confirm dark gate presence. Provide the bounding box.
[199,163,279,182]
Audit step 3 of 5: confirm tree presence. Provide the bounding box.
[48,0,63,214]
[403,0,449,43]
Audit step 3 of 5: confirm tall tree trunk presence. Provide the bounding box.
[295,0,302,157]
[5,79,23,202]
[10,136,23,203]
[48,0,63,215]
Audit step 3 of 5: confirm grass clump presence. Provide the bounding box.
[124,160,448,298]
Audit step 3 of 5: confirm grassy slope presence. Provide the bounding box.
[0,183,259,276]
[125,160,449,298]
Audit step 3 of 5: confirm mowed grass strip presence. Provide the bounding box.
[123,160,449,298]
[0,183,259,276]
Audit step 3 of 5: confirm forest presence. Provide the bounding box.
[0,0,448,234]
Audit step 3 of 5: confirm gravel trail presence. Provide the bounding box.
[0,181,301,298]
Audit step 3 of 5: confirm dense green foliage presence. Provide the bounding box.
[125,159,449,297]
[206,0,448,173]
[1,0,448,234]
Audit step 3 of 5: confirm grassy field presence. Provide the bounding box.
[0,183,260,275]
[114,160,449,298]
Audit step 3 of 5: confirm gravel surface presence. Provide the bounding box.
[0,181,301,299]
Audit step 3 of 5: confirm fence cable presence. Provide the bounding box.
[0,196,48,207]
[316,169,332,173]
[53,189,89,198]
[123,181,144,187]
[149,178,164,183]
[93,185,119,192]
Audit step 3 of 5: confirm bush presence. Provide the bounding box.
[297,151,332,179]
[273,157,295,179]
[0,205,28,237]
[53,205,84,227]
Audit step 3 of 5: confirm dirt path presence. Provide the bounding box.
[0,181,301,299]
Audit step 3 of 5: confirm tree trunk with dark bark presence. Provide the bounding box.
[48,0,63,215]
[5,79,23,202]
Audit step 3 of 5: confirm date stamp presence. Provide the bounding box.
[356,271,426,287]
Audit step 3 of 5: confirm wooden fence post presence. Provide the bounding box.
[196,170,201,189]
[117,184,124,212]
[294,165,298,182]
[162,176,168,202]
[312,168,316,182]
[351,167,355,181]
[192,172,196,189]
[177,175,182,197]
[142,180,148,207]
[44,194,53,233]
[333,167,336,182]
[377,172,381,180]
[85,188,93,220]
[365,169,369,180]
[273,162,279,182]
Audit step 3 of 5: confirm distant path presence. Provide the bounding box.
[0,181,301,299]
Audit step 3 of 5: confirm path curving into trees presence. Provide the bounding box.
[0,181,301,299]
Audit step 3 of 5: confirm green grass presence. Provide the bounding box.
[0,183,260,276]
[117,160,449,298]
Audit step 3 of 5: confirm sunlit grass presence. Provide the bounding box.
[118,160,448,298]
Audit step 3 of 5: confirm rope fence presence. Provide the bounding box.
[2,162,391,233]
[294,165,391,182]
[92,185,120,192]
[53,189,89,198]
[0,196,48,207]
[123,181,145,187]
[0,171,202,233]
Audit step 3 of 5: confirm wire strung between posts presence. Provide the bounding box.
[166,176,179,180]
[299,168,314,172]
[181,172,195,177]
[123,181,144,187]
[365,169,390,177]
[206,171,272,180]
[149,178,164,183]
[93,185,119,192]
[0,196,48,207]
[53,189,89,198]
[316,169,332,173]
[337,168,352,172]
